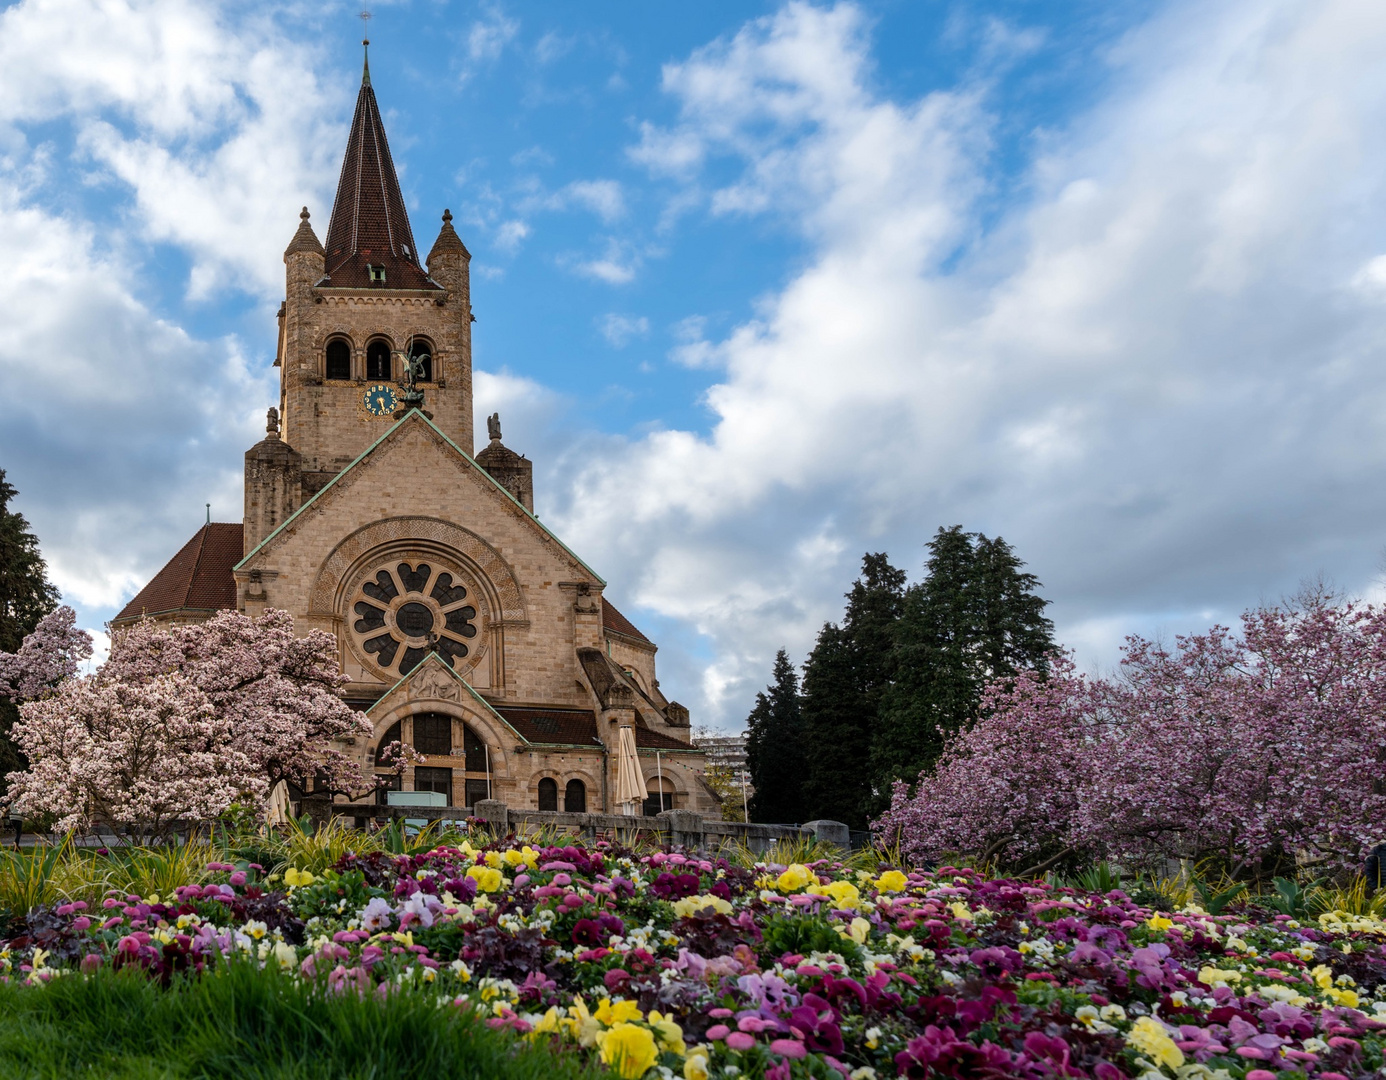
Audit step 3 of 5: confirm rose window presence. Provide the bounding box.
[348,560,480,677]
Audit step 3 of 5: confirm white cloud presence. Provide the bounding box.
[598,313,650,347]
[462,2,519,76]
[533,0,1386,725]
[493,219,531,253]
[562,180,626,223]
[569,239,639,284]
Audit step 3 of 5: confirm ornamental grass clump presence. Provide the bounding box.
[5,833,1386,1078]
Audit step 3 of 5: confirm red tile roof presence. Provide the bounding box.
[321,64,439,292]
[113,524,242,624]
[635,726,698,751]
[601,598,651,645]
[495,707,602,747]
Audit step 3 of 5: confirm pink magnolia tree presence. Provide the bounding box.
[8,673,256,835]
[3,608,375,831]
[877,594,1386,877]
[0,606,92,703]
[101,609,374,796]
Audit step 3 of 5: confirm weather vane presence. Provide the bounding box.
[360,9,371,45]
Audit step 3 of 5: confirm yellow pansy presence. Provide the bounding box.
[809,880,861,909]
[875,870,908,893]
[648,1010,686,1054]
[1146,913,1173,932]
[671,895,733,918]
[840,917,872,944]
[1312,964,1335,990]
[683,1049,710,1080]
[1198,966,1242,987]
[595,997,644,1025]
[949,902,973,922]
[775,864,815,892]
[272,942,297,970]
[283,868,316,888]
[598,1023,659,1079]
[531,1006,563,1039]
[1324,986,1360,1008]
[467,865,504,893]
[1126,1016,1184,1070]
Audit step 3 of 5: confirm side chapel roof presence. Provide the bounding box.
[112,523,243,625]
[601,598,651,645]
[320,53,439,291]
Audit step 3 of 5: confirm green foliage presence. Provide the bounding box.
[872,527,1055,805]
[745,649,807,824]
[801,553,906,829]
[1193,878,1247,916]
[1074,862,1122,894]
[758,912,864,965]
[102,841,217,902]
[0,960,609,1080]
[1264,876,1323,919]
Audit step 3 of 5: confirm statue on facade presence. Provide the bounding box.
[395,343,430,410]
[266,407,280,439]
[487,412,502,442]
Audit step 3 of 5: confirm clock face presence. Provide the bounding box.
[363,384,398,417]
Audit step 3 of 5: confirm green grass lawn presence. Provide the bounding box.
[0,962,605,1080]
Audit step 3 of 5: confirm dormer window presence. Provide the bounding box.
[367,263,386,283]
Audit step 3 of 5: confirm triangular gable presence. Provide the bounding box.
[235,409,604,585]
[367,652,531,745]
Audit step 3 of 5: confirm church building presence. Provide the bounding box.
[113,52,718,819]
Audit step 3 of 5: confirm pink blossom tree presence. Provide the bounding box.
[0,605,92,703]
[7,672,257,836]
[102,609,374,796]
[877,593,1386,877]
[873,657,1095,873]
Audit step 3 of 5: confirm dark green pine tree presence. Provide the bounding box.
[744,649,807,824]
[871,525,1054,803]
[801,553,907,830]
[0,469,60,791]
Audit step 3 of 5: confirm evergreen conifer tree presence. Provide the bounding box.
[0,469,60,789]
[744,649,806,824]
[871,526,1053,804]
[801,553,906,829]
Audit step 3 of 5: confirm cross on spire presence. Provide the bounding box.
[360,10,372,84]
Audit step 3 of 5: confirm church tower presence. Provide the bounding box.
[247,48,474,550]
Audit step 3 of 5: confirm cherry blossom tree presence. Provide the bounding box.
[7,672,256,836]
[102,609,373,795]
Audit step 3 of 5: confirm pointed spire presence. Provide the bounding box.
[427,208,470,264]
[362,36,371,86]
[284,206,324,258]
[321,55,438,290]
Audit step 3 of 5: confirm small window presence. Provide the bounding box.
[412,713,451,756]
[368,263,387,283]
[408,338,433,382]
[325,339,351,380]
[366,340,391,380]
[644,780,675,817]
[414,766,452,806]
[564,779,587,813]
[538,778,558,812]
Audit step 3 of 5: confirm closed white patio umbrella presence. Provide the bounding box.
[265,780,292,827]
[614,726,644,817]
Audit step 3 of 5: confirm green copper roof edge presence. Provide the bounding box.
[365,652,530,746]
[235,409,605,586]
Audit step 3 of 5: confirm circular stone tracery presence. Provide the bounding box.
[346,558,482,679]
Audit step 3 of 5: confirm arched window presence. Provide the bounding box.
[538,777,558,812]
[408,338,433,382]
[366,340,391,380]
[373,720,403,804]
[325,339,351,380]
[564,779,586,813]
[644,777,675,817]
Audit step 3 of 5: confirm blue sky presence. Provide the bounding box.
[4,0,1386,727]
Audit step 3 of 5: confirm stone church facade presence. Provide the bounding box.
[114,57,718,818]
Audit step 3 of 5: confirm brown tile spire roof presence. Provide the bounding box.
[284,207,324,257]
[321,54,439,291]
[427,208,470,264]
[112,523,242,625]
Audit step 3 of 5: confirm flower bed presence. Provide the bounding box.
[4,837,1386,1080]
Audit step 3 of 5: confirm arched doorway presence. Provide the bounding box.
[564,778,587,813]
[538,777,558,811]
